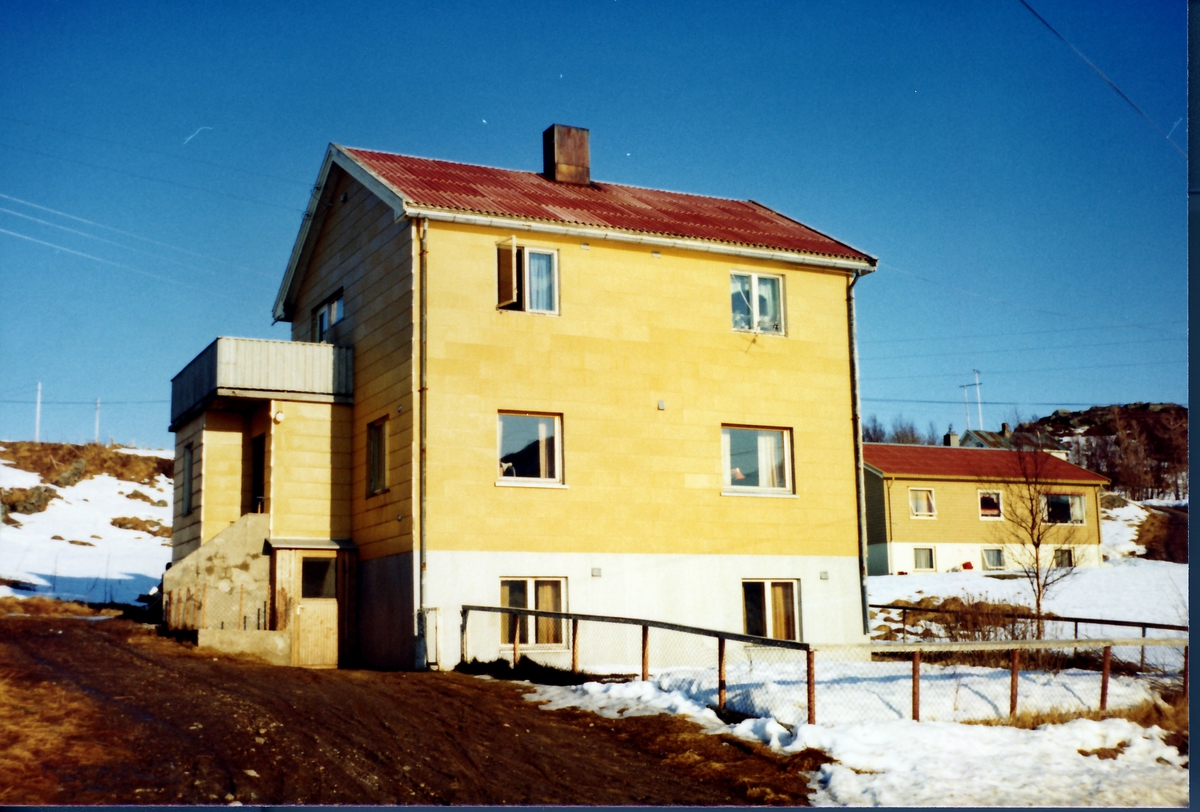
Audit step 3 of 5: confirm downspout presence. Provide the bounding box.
[847,268,873,636]
[417,218,430,664]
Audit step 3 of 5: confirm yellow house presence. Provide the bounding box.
[167,124,879,669]
[862,441,1108,576]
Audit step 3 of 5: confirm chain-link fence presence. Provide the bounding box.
[460,605,1188,727]
[164,582,270,632]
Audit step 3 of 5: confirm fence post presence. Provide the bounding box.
[641,625,649,682]
[1009,649,1019,717]
[901,609,907,643]
[238,585,244,630]
[912,650,921,721]
[1140,626,1146,670]
[460,607,469,666]
[571,619,580,674]
[1100,646,1112,711]
[718,637,727,711]
[513,611,520,666]
[806,649,816,725]
[163,591,171,629]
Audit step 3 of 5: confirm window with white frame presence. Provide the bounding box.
[498,243,558,314]
[978,490,1002,519]
[312,292,344,342]
[500,577,565,645]
[742,580,800,640]
[982,548,1005,570]
[913,547,935,571]
[498,413,562,483]
[1043,493,1085,525]
[731,272,784,334]
[909,488,936,518]
[1053,548,1074,568]
[367,418,388,496]
[722,426,792,493]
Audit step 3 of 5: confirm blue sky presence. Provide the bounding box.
[0,0,1186,448]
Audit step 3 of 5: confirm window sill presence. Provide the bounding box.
[367,488,390,499]
[721,489,797,499]
[979,516,1004,521]
[495,480,568,489]
[909,515,937,520]
[732,328,786,337]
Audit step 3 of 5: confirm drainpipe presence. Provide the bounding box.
[417,218,430,664]
[847,268,874,636]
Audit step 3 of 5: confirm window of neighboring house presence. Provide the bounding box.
[301,558,337,598]
[500,577,565,646]
[909,488,936,518]
[498,244,558,314]
[722,426,792,493]
[1053,548,1074,568]
[731,272,785,335]
[312,292,345,342]
[367,418,388,496]
[979,490,1002,520]
[914,548,935,571]
[1043,494,1085,525]
[982,548,1005,570]
[182,443,194,515]
[742,580,800,640]
[497,413,561,484]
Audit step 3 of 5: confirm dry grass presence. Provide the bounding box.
[0,441,172,487]
[0,596,119,617]
[0,651,124,803]
[111,516,172,538]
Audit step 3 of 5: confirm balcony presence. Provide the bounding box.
[171,337,353,429]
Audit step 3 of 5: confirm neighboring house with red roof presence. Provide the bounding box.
[862,441,1108,576]
[959,423,1068,460]
[166,125,878,670]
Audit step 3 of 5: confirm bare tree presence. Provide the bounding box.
[888,415,922,445]
[923,421,941,446]
[863,414,887,443]
[996,439,1082,638]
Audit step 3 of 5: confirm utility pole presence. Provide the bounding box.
[973,369,984,430]
[959,383,973,431]
[960,373,983,432]
[35,382,41,442]
[94,398,101,444]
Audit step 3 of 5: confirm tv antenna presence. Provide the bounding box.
[959,370,983,431]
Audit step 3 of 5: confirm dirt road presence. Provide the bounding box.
[1,615,824,805]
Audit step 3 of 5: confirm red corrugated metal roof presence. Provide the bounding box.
[341,147,873,261]
[862,443,1108,483]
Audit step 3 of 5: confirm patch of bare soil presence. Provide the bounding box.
[1136,507,1188,563]
[0,616,827,805]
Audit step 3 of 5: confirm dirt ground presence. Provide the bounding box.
[0,614,827,805]
[1136,506,1188,564]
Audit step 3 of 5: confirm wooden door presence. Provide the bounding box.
[295,553,339,668]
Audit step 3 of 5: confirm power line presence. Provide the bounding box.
[0,399,168,405]
[864,358,1185,381]
[859,320,1187,345]
[0,192,268,274]
[864,398,1115,407]
[860,336,1184,362]
[0,206,276,283]
[1016,0,1185,159]
[0,114,312,187]
[0,227,241,300]
[1,142,304,213]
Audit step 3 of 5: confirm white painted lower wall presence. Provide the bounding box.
[877,541,1101,576]
[423,550,869,670]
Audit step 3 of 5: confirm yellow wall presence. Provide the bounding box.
[172,414,204,559]
[269,399,352,540]
[876,475,1102,550]
[421,221,860,558]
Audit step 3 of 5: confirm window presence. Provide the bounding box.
[722,427,791,493]
[913,548,935,571]
[500,578,565,645]
[301,558,337,598]
[742,580,799,640]
[731,272,784,334]
[498,413,561,484]
[1053,549,1074,568]
[312,292,344,342]
[182,443,194,515]
[367,418,387,496]
[978,491,1002,519]
[498,244,558,314]
[982,548,1005,570]
[1043,494,1084,525]
[909,488,936,518]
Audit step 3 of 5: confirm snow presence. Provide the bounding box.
[1101,501,1151,559]
[113,446,174,459]
[0,466,173,604]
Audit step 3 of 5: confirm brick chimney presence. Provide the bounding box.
[543,124,590,184]
[943,431,959,447]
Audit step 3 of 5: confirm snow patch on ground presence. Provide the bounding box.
[1102,501,1151,559]
[0,456,42,489]
[0,467,173,604]
[113,446,174,459]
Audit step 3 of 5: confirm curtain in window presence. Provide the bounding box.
[535,580,562,644]
[1068,495,1084,523]
[770,582,796,639]
[757,276,782,333]
[910,490,934,515]
[537,420,553,479]
[527,252,554,311]
[500,579,528,644]
[758,432,783,488]
[983,549,1004,569]
[731,274,753,330]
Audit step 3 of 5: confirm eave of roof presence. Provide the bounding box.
[861,443,1108,485]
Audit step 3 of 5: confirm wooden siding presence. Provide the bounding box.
[269,400,352,540]
[289,169,416,562]
[201,411,248,545]
[172,414,205,559]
